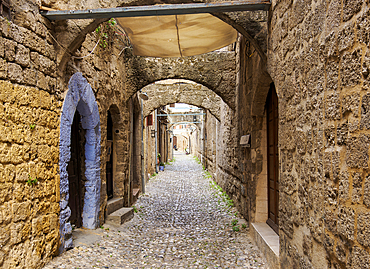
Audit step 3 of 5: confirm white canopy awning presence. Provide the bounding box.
[117,13,237,57]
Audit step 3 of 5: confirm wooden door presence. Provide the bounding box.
[266,84,279,234]
[68,111,83,228]
[106,111,114,200]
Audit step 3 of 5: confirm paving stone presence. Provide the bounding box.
[43,153,267,268]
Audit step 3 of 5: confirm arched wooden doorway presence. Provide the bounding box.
[266,83,279,234]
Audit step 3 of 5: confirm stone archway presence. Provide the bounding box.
[142,80,222,121]
[59,72,101,250]
[126,52,237,109]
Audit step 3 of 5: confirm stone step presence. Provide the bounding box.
[132,188,140,204]
[106,197,124,215]
[105,207,134,226]
[133,188,140,198]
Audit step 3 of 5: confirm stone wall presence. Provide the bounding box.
[267,0,370,268]
[0,81,60,268]
[0,7,63,267]
[70,28,132,217]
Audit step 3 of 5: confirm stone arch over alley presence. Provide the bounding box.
[141,79,222,121]
[59,72,101,250]
[125,52,238,110]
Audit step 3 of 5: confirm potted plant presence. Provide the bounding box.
[159,162,165,171]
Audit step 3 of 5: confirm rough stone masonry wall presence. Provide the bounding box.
[0,81,60,268]
[268,0,370,268]
[0,9,62,268]
[65,26,132,215]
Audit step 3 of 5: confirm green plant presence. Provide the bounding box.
[242,223,247,229]
[95,19,117,49]
[231,219,240,232]
[204,171,212,179]
[157,153,161,158]
[27,174,37,186]
[159,162,165,166]
[108,18,116,26]
[151,172,157,178]
[132,205,138,213]
[193,156,201,164]
[29,124,36,130]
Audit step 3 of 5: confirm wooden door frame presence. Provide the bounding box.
[266,83,279,235]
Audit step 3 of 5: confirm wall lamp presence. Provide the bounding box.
[139,91,149,100]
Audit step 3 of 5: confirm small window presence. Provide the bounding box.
[146,114,153,126]
[0,0,11,21]
[170,104,175,107]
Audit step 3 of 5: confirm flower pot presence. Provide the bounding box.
[159,165,164,171]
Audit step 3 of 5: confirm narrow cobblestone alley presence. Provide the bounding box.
[44,153,267,269]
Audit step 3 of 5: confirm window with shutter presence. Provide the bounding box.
[146,114,153,126]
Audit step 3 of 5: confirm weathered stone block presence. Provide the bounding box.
[334,237,348,264]
[0,226,10,246]
[349,246,370,268]
[337,206,355,241]
[325,92,340,120]
[7,63,22,84]
[342,93,360,118]
[360,93,370,129]
[338,22,355,52]
[351,172,362,204]
[4,39,16,62]
[342,0,363,22]
[0,36,4,58]
[23,68,37,86]
[357,211,370,247]
[15,44,30,67]
[289,0,311,30]
[12,201,31,222]
[10,223,23,245]
[357,8,370,46]
[326,0,341,31]
[340,49,362,88]
[324,209,337,234]
[346,134,369,168]
[325,59,339,91]
[364,175,370,208]
[0,58,7,79]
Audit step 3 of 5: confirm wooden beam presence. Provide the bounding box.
[40,0,270,21]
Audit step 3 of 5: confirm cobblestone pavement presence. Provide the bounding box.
[44,153,267,269]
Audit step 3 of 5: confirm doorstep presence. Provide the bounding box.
[106,197,124,215]
[250,222,280,269]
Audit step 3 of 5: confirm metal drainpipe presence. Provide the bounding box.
[155,109,158,173]
[140,98,145,194]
